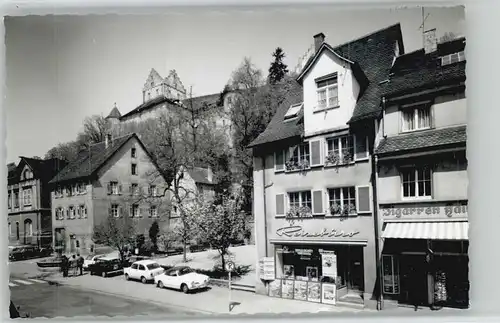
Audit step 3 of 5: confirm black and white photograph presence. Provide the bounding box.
[5,4,468,319]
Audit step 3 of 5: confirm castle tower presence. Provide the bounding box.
[105,102,122,133]
[142,68,165,103]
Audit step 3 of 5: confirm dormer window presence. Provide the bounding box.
[441,51,465,66]
[315,74,339,111]
[284,103,303,121]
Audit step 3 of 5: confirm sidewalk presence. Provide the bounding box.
[44,274,365,315]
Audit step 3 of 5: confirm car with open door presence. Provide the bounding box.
[154,266,209,293]
[123,260,164,284]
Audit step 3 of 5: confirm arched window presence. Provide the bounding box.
[24,219,33,237]
[22,169,32,180]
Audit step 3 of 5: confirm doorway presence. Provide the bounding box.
[399,254,428,306]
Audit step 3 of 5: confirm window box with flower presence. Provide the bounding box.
[286,206,313,219]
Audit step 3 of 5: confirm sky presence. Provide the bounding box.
[4,6,465,164]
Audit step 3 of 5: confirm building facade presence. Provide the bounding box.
[7,157,67,247]
[49,133,171,255]
[375,37,468,309]
[250,25,404,310]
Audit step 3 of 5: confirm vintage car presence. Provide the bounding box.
[83,254,106,270]
[88,257,124,277]
[123,260,164,284]
[9,245,38,261]
[122,255,151,268]
[154,266,209,293]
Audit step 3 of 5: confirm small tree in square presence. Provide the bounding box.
[188,188,247,271]
[92,215,136,262]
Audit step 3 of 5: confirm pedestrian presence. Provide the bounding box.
[77,254,84,276]
[71,255,78,277]
[61,255,69,277]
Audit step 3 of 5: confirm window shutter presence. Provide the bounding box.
[275,194,285,216]
[356,186,372,213]
[312,190,324,215]
[119,205,123,217]
[118,184,123,195]
[275,151,285,172]
[108,207,112,217]
[148,207,153,218]
[310,140,322,167]
[107,183,112,195]
[355,135,368,160]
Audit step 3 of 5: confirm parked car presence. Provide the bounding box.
[124,260,164,284]
[83,254,106,270]
[88,257,124,277]
[154,266,209,293]
[9,245,38,261]
[123,255,150,268]
[39,246,53,257]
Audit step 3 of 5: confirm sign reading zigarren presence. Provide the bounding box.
[276,225,360,238]
[381,204,468,218]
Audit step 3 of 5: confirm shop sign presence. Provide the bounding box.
[381,204,468,218]
[259,257,275,280]
[276,225,360,238]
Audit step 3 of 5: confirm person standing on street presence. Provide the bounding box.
[61,255,69,277]
[77,254,84,276]
[71,255,78,277]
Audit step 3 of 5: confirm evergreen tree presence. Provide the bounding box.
[268,47,289,84]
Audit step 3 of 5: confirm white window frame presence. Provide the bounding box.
[150,205,158,218]
[287,190,312,213]
[325,135,355,165]
[285,142,310,172]
[327,186,357,216]
[316,78,339,111]
[400,102,431,133]
[131,163,138,175]
[111,204,120,218]
[274,151,285,172]
[400,166,433,200]
[79,205,87,219]
[149,185,157,197]
[132,204,139,218]
[69,205,75,219]
[23,187,32,206]
[354,135,370,161]
[441,51,465,66]
[56,207,64,220]
[110,182,119,195]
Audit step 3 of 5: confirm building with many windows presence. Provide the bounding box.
[249,24,404,309]
[7,157,67,247]
[49,133,171,254]
[375,36,468,309]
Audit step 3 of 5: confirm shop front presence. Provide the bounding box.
[380,203,469,309]
[259,219,377,308]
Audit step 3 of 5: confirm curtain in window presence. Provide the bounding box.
[402,110,414,131]
[417,108,430,129]
[317,89,327,108]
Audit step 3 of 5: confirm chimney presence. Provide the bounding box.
[105,133,112,149]
[423,28,438,54]
[314,32,325,53]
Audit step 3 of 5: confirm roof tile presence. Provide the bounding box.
[375,125,467,155]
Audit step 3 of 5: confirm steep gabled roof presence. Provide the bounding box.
[106,106,122,119]
[248,82,304,148]
[249,23,403,148]
[383,37,466,99]
[49,133,141,184]
[187,167,216,185]
[8,157,67,185]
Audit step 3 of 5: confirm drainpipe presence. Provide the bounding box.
[372,153,383,310]
[262,156,268,257]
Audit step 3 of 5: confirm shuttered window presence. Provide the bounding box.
[312,190,324,215]
[309,140,322,167]
[356,186,372,213]
[275,194,285,216]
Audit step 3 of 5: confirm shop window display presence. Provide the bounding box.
[271,245,363,305]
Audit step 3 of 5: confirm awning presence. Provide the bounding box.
[382,221,468,240]
[269,239,368,246]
